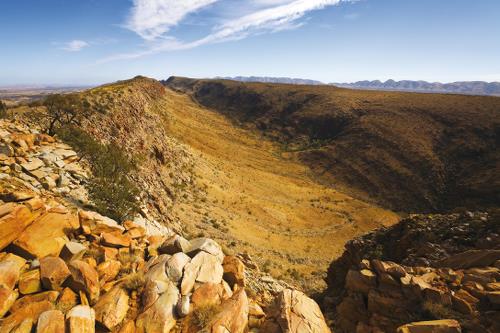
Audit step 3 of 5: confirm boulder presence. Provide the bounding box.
[0,300,54,332]
[67,260,100,304]
[136,282,179,333]
[264,289,331,333]
[12,211,78,259]
[40,257,70,290]
[371,260,406,279]
[101,232,132,248]
[93,286,129,330]
[177,295,191,318]
[0,287,18,318]
[97,260,121,284]
[397,319,462,333]
[166,252,191,283]
[20,159,44,172]
[223,256,246,289]
[191,283,225,309]
[181,252,224,296]
[0,204,41,251]
[437,250,500,269]
[209,289,249,333]
[79,211,124,236]
[0,259,24,290]
[187,238,224,262]
[345,269,377,294]
[36,310,65,333]
[66,305,95,333]
[60,242,87,262]
[10,291,59,313]
[19,269,42,294]
[10,318,33,333]
[159,235,191,255]
[57,287,78,313]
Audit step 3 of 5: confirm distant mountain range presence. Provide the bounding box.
[217,76,324,86]
[333,80,500,96]
[219,76,500,96]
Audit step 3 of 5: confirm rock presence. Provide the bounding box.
[10,318,33,333]
[371,260,406,279]
[36,310,65,333]
[191,283,225,309]
[159,235,191,255]
[0,287,18,318]
[0,259,23,291]
[0,300,54,332]
[223,255,246,289]
[79,210,124,235]
[67,260,100,304]
[57,287,78,313]
[187,238,224,262]
[97,260,121,284]
[166,252,191,283]
[41,177,57,190]
[60,242,87,262]
[10,291,59,313]
[181,251,224,295]
[12,211,78,259]
[0,204,41,251]
[345,269,377,294]
[101,232,132,248]
[66,305,95,333]
[264,289,331,333]
[19,269,42,294]
[94,286,129,330]
[40,257,70,290]
[486,291,500,305]
[136,282,179,333]
[397,319,462,333]
[177,295,191,317]
[21,159,44,172]
[209,289,249,333]
[119,320,137,333]
[437,250,500,269]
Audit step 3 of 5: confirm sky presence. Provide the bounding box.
[0,0,499,86]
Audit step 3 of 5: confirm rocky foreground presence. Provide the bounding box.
[324,212,500,332]
[0,119,331,332]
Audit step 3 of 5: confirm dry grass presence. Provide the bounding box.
[122,272,146,292]
[191,304,220,331]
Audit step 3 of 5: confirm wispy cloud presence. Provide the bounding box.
[101,0,350,62]
[126,0,220,41]
[62,40,90,52]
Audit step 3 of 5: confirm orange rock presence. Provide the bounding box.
[40,257,70,290]
[209,289,249,333]
[93,286,129,330]
[66,305,95,333]
[12,211,78,259]
[10,291,59,313]
[97,260,121,284]
[191,283,225,309]
[119,320,136,333]
[101,232,132,248]
[57,288,78,313]
[36,310,65,333]
[223,256,246,289]
[0,287,18,318]
[67,260,100,304]
[19,269,42,295]
[0,300,54,332]
[397,319,461,333]
[0,204,41,251]
[79,210,124,235]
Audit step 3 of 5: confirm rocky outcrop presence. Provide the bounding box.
[324,212,500,332]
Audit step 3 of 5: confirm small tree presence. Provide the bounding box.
[43,93,90,135]
[0,100,7,118]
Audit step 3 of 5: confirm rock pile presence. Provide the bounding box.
[324,212,500,332]
[0,119,331,332]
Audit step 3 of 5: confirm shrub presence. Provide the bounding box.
[43,93,92,135]
[122,272,146,292]
[55,126,140,221]
[0,101,7,118]
[191,304,220,331]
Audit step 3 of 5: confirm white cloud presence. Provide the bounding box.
[62,40,90,52]
[101,0,349,62]
[126,0,219,41]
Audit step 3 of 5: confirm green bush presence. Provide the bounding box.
[56,126,140,221]
[0,101,7,118]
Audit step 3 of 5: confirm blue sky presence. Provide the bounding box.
[1,0,499,85]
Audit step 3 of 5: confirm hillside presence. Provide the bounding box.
[15,76,399,293]
[165,77,500,213]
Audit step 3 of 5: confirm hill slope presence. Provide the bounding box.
[165,77,500,213]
